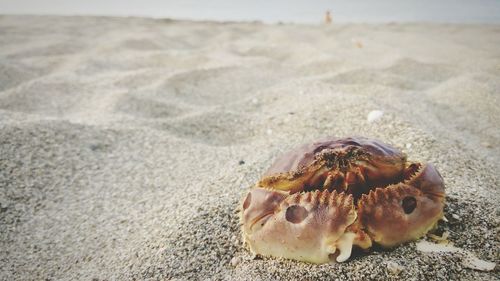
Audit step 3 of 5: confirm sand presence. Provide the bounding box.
[0,15,498,280]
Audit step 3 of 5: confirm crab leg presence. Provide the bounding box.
[323,171,345,193]
[323,173,334,190]
[343,167,370,199]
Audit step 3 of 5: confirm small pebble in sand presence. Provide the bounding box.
[250,253,260,260]
[238,160,245,165]
[367,110,384,123]
[452,213,460,220]
[405,143,412,149]
[230,256,243,267]
[386,261,404,275]
[480,141,492,148]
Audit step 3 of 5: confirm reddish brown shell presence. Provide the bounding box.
[240,136,446,263]
[264,137,404,176]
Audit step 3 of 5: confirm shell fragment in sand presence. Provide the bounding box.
[463,255,497,271]
[416,241,496,271]
[367,110,384,123]
[386,261,404,275]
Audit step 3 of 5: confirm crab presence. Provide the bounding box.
[240,137,445,263]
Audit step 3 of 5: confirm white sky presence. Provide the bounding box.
[0,0,499,23]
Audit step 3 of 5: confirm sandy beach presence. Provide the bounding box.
[0,16,498,280]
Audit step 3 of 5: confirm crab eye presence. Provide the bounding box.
[285,205,309,223]
[402,196,417,214]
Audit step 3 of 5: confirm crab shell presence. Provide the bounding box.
[240,137,445,263]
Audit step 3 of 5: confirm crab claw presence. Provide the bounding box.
[242,190,365,264]
[357,164,445,247]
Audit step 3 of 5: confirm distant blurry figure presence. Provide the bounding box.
[351,38,364,48]
[324,10,332,24]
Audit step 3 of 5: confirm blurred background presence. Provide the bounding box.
[1,0,500,23]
